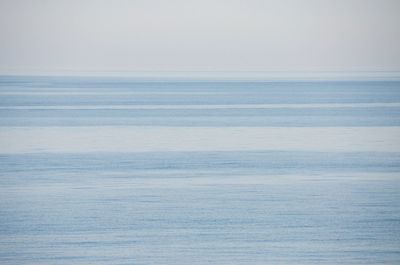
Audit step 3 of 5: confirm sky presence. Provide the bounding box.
[0,0,399,75]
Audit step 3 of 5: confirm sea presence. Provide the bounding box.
[0,75,399,264]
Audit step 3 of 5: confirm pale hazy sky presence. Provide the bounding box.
[0,0,399,75]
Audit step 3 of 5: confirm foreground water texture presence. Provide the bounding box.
[0,76,400,264]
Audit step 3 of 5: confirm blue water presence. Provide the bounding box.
[0,76,400,264]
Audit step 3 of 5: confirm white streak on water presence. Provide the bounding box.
[1,103,400,110]
[0,91,228,96]
[1,127,399,153]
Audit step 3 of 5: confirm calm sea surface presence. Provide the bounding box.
[0,76,400,264]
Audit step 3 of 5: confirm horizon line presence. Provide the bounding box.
[1,70,400,81]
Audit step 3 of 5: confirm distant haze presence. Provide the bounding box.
[0,0,399,75]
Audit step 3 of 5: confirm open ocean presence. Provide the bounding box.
[0,75,400,264]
